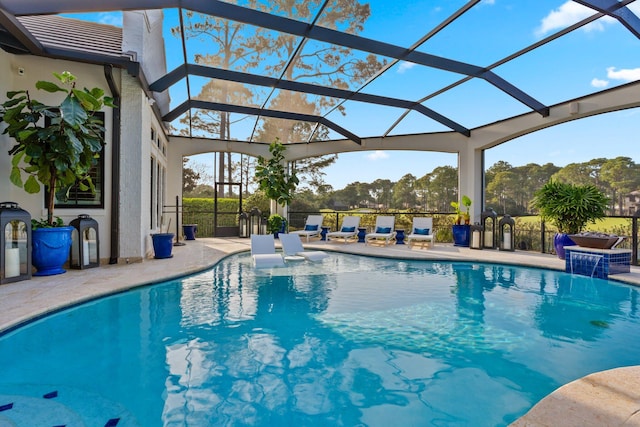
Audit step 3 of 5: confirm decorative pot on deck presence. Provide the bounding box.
[452,224,470,247]
[554,233,575,260]
[151,233,174,259]
[32,226,73,276]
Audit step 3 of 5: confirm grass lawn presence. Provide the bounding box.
[516,216,632,233]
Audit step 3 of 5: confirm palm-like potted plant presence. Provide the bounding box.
[531,180,609,259]
[0,71,114,275]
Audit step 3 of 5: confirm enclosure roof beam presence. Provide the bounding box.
[150,64,471,136]
[165,99,362,145]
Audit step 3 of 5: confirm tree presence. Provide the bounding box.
[294,154,339,192]
[182,158,201,193]
[255,139,299,206]
[486,170,518,214]
[424,166,458,211]
[392,174,417,209]
[552,161,601,187]
[334,181,370,209]
[0,71,114,226]
[173,13,261,196]
[369,179,394,209]
[174,2,382,194]
[250,0,383,192]
[484,160,513,185]
[414,175,430,211]
[600,157,639,215]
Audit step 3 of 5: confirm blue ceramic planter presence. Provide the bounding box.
[182,224,197,240]
[32,226,73,276]
[452,224,470,247]
[554,233,576,260]
[152,233,174,259]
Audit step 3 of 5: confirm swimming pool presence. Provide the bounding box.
[0,252,639,426]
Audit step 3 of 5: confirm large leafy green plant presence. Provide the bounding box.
[0,71,114,226]
[255,139,299,207]
[267,213,285,234]
[531,180,609,234]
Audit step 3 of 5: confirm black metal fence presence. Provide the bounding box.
[290,210,640,265]
[171,205,639,266]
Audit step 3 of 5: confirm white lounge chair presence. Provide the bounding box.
[250,234,285,268]
[365,216,396,246]
[279,233,329,262]
[326,216,360,243]
[406,217,434,248]
[290,214,324,242]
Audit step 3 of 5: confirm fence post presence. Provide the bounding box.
[540,220,546,254]
[633,212,639,266]
[174,195,185,246]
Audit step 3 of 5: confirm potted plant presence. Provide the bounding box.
[531,180,609,259]
[0,71,114,275]
[267,213,286,238]
[255,138,299,221]
[451,195,472,246]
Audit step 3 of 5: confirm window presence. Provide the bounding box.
[50,112,106,208]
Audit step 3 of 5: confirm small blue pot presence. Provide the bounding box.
[152,233,174,259]
[32,226,73,276]
[182,224,197,240]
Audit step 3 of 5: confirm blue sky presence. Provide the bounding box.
[68,1,640,190]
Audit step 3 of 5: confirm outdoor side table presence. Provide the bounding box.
[357,227,367,243]
[321,226,330,241]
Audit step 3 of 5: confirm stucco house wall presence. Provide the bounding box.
[0,10,168,264]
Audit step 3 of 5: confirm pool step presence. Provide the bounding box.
[0,385,140,427]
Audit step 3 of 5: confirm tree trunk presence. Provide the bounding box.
[47,169,57,225]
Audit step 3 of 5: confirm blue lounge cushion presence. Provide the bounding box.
[413,228,430,235]
[341,226,356,232]
[375,227,392,234]
[304,224,319,231]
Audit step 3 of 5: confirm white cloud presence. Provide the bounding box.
[607,66,640,82]
[591,78,609,88]
[397,61,416,74]
[535,1,615,37]
[482,0,496,5]
[366,151,389,161]
[98,12,122,27]
[536,2,591,36]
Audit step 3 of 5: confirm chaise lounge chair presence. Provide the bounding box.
[279,233,329,262]
[326,216,360,243]
[406,217,434,248]
[250,234,285,268]
[290,214,324,242]
[365,216,396,246]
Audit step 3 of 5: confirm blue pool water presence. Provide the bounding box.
[0,253,639,426]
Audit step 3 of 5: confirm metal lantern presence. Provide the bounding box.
[499,214,516,251]
[250,207,262,236]
[0,201,32,284]
[481,208,498,249]
[69,214,100,269]
[239,212,249,238]
[469,223,484,250]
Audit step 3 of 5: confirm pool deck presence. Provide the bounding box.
[1,237,639,426]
